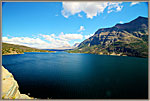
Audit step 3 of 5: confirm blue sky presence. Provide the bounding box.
[2,2,148,49]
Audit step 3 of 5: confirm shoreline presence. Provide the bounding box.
[2,51,55,56]
[68,51,127,56]
[2,51,147,58]
[67,51,147,58]
[2,53,24,55]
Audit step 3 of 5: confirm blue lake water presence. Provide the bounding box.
[2,52,148,99]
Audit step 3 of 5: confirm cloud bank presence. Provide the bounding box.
[3,32,84,49]
[62,2,123,19]
[2,37,50,49]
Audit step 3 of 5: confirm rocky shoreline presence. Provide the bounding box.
[2,53,24,55]
[68,51,128,57]
[2,51,53,55]
[1,66,33,99]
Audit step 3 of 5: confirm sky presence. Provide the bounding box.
[2,2,148,49]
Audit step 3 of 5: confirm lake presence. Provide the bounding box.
[2,52,148,99]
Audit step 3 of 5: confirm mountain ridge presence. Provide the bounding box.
[68,16,148,58]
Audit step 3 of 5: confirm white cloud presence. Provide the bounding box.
[2,37,50,49]
[107,2,123,13]
[39,32,83,48]
[130,2,139,6]
[52,39,70,48]
[59,32,83,41]
[119,21,123,24]
[116,5,123,11]
[39,33,71,48]
[78,14,83,17]
[62,2,123,19]
[84,33,94,39]
[2,32,84,49]
[51,34,55,37]
[39,34,55,42]
[78,26,85,32]
[73,41,80,45]
[2,36,71,49]
[107,9,113,13]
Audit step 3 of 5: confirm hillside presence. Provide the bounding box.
[68,16,148,58]
[2,42,53,55]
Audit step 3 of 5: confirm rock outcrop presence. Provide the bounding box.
[1,66,33,99]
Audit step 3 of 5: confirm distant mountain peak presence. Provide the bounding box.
[114,16,148,32]
[131,16,148,22]
[137,16,147,19]
[73,43,80,48]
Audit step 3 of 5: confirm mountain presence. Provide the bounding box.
[73,43,80,48]
[2,42,53,55]
[68,16,148,58]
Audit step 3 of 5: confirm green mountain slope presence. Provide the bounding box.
[68,16,148,58]
[2,42,53,55]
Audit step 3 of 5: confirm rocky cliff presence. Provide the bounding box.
[1,66,33,99]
